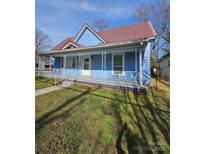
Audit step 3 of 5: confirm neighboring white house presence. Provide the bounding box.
[157,53,170,81]
[35,52,53,71]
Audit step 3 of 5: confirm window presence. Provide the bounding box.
[66,57,76,68]
[84,58,90,70]
[113,54,123,74]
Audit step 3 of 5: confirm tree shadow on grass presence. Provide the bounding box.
[149,87,170,110]
[149,88,170,130]
[67,86,168,115]
[141,90,170,145]
[113,86,169,154]
[36,87,94,129]
[112,88,152,154]
[63,85,169,154]
[114,100,153,154]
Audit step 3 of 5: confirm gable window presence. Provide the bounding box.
[112,54,124,75]
[66,57,76,68]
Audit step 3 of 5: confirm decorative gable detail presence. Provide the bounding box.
[74,23,105,46]
[62,42,79,49]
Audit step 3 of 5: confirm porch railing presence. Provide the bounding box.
[35,69,140,88]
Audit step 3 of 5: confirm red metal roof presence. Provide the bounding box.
[97,21,156,43]
[52,37,74,50]
[52,20,156,51]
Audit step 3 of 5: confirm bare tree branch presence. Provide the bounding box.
[35,29,52,53]
[93,19,109,31]
[133,0,170,60]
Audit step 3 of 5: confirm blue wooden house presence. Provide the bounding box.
[39,21,157,88]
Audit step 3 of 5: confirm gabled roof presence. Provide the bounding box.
[52,20,157,51]
[52,37,83,51]
[62,39,82,49]
[97,21,156,43]
[74,23,106,43]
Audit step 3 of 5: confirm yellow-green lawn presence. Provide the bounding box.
[36,78,170,154]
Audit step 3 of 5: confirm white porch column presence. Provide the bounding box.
[63,55,66,79]
[102,51,104,70]
[104,51,107,81]
[79,54,82,69]
[38,56,41,76]
[104,51,106,70]
[63,55,66,69]
[102,51,104,83]
[49,56,52,71]
[139,49,143,86]
[77,54,80,79]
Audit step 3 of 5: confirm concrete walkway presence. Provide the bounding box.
[35,86,63,96]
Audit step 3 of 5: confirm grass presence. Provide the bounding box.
[36,78,170,154]
[35,76,62,90]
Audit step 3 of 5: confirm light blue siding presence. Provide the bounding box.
[53,57,61,68]
[90,53,113,79]
[91,54,103,78]
[76,28,102,46]
[125,52,135,71]
[90,52,137,81]
[125,52,136,81]
[106,53,112,70]
[62,69,78,77]
[91,54,102,70]
[142,42,151,85]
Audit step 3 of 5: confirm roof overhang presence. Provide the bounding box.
[39,36,156,56]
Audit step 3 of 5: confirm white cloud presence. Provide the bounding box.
[105,7,129,17]
[79,1,132,17]
[36,0,133,18]
[80,2,97,12]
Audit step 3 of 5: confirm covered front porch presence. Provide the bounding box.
[37,44,149,89]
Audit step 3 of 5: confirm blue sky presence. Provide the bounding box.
[36,0,155,47]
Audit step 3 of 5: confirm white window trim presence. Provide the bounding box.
[112,53,125,75]
[66,56,77,69]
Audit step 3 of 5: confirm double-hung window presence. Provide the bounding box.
[113,54,124,75]
[66,57,76,68]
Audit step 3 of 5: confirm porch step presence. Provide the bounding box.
[61,80,74,87]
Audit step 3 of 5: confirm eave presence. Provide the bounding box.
[39,36,156,56]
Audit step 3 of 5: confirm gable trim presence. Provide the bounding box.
[62,42,79,49]
[74,23,106,43]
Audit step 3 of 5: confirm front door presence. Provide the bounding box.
[82,56,91,76]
